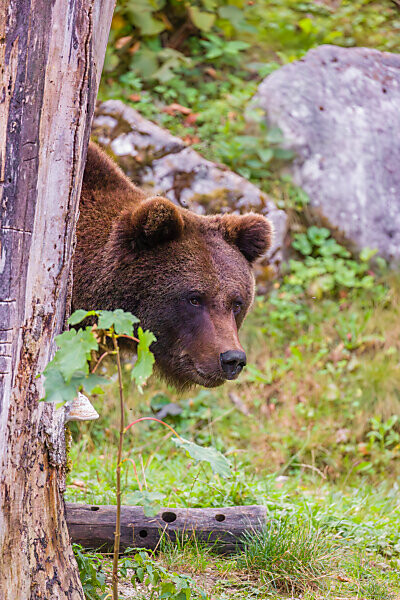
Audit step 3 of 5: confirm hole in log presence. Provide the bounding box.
[162,511,177,523]
[90,506,100,511]
[215,514,225,522]
[139,529,148,538]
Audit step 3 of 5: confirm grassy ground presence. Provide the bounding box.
[67,272,400,599]
[69,2,400,597]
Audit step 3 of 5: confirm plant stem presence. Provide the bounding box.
[91,350,113,373]
[112,331,125,600]
[124,416,184,439]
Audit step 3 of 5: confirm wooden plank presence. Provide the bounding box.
[66,503,267,554]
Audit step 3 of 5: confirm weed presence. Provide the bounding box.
[359,579,394,600]
[120,549,209,599]
[73,544,107,600]
[159,535,220,574]
[237,516,344,594]
[44,309,231,599]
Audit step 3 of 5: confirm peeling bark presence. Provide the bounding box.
[0,0,114,597]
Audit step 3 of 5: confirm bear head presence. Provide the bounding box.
[101,197,273,389]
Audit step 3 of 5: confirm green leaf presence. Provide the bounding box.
[127,491,166,517]
[188,6,215,31]
[43,365,79,405]
[224,40,249,56]
[68,309,98,326]
[298,17,315,35]
[218,5,245,27]
[82,373,108,395]
[292,233,313,256]
[307,226,330,246]
[359,247,378,262]
[273,148,295,160]
[266,127,283,144]
[55,328,98,381]
[172,436,231,478]
[131,327,156,392]
[130,48,159,79]
[256,147,274,163]
[42,367,106,406]
[97,309,139,336]
[318,239,350,258]
[131,11,166,36]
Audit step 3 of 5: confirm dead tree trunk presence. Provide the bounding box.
[0,1,114,597]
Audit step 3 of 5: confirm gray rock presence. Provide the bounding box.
[254,45,400,263]
[93,100,185,164]
[92,100,287,282]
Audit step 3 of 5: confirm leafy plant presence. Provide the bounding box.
[120,549,208,599]
[43,308,231,599]
[367,416,400,452]
[73,544,107,600]
[289,226,376,298]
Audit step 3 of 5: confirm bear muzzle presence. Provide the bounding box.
[220,350,247,380]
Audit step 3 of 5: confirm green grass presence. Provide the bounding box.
[238,517,344,594]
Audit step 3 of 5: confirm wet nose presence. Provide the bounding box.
[220,350,247,379]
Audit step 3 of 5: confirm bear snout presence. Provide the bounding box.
[220,350,247,380]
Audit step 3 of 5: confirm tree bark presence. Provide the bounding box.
[0,0,114,598]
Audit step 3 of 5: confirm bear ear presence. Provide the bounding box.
[110,197,184,260]
[221,213,273,263]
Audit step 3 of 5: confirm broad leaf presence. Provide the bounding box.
[359,247,378,262]
[256,147,274,163]
[131,327,156,392]
[307,226,330,246]
[68,309,98,326]
[97,309,139,335]
[218,5,245,27]
[42,365,78,406]
[82,372,108,395]
[127,491,166,517]
[172,437,231,478]
[188,6,215,31]
[55,328,98,381]
[43,367,106,406]
[132,12,165,36]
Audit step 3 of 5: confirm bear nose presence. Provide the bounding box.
[220,350,247,379]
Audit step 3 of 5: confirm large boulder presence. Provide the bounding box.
[254,45,400,264]
[92,100,287,284]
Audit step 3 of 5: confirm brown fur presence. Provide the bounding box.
[73,142,273,389]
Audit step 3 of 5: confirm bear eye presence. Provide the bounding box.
[189,296,202,307]
[232,300,243,315]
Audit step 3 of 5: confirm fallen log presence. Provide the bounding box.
[66,503,267,554]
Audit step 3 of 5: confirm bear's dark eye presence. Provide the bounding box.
[189,296,202,307]
[232,300,243,315]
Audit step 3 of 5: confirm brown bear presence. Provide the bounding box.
[73,142,272,389]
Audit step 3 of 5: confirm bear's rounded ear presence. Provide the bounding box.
[221,213,273,263]
[110,197,184,260]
